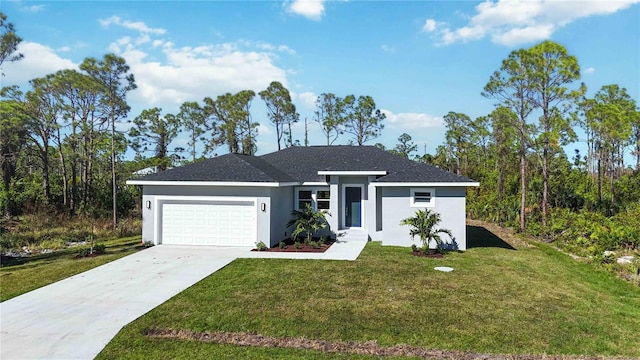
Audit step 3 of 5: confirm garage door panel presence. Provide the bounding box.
[161,201,256,246]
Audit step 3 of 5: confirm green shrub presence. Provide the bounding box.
[143,241,154,248]
[319,235,330,245]
[93,243,106,254]
[39,238,66,250]
[411,244,418,252]
[309,241,319,249]
[278,241,286,249]
[77,248,90,257]
[256,241,267,251]
[294,242,302,250]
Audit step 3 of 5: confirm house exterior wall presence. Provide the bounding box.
[268,186,294,247]
[141,185,272,246]
[380,186,467,250]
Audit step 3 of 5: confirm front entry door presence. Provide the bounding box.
[344,186,362,228]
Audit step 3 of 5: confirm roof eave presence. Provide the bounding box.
[126,180,301,187]
[371,182,480,187]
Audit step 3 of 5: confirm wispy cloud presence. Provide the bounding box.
[583,67,595,75]
[99,15,166,35]
[424,0,640,47]
[381,44,395,54]
[381,109,443,129]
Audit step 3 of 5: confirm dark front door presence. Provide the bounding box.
[345,186,362,228]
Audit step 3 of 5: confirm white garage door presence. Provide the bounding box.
[161,201,256,246]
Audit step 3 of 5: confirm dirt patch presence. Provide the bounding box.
[411,250,445,258]
[253,238,334,253]
[467,219,532,249]
[145,328,628,360]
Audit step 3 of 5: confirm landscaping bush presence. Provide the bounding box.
[256,241,267,251]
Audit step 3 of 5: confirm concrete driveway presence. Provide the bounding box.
[0,245,250,360]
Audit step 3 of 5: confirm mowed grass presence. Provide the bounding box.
[98,225,640,359]
[0,236,142,301]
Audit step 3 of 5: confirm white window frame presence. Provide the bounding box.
[295,187,330,212]
[410,188,435,208]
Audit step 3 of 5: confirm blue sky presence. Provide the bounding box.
[3,0,639,160]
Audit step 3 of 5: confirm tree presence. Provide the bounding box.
[314,93,353,145]
[393,133,417,158]
[0,12,23,69]
[344,95,385,145]
[177,101,206,162]
[489,107,518,201]
[443,112,473,176]
[259,81,298,150]
[400,209,453,252]
[0,94,28,218]
[483,48,536,231]
[528,40,582,226]
[204,90,258,155]
[583,85,636,209]
[80,54,136,230]
[129,107,181,171]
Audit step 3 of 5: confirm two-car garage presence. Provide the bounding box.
[158,199,257,246]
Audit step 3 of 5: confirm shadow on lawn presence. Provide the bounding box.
[466,225,515,250]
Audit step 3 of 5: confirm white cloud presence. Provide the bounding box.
[427,0,640,47]
[381,109,443,129]
[297,91,318,109]
[422,18,438,32]
[381,44,395,54]
[108,37,290,109]
[99,16,166,35]
[58,46,71,52]
[1,42,77,84]
[286,0,325,21]
[583,67,595,74]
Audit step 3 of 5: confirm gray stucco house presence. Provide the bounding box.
[127,146,479,249]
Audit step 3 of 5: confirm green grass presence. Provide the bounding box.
[0,236,142,301]
[98,225,640,359]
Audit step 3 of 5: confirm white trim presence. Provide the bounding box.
[127,180,299,187]
[301,182,329,186]
[371,182,479,187]
[318,171,387,176]
[341,184,365,229]
[410,188,435,208]
[154,195,257,246]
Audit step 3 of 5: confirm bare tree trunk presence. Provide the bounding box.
[111,117,117,231]
[519,146,527,232]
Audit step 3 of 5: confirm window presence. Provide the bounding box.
[317,190,330,210]
[298,190,312,209]
[410,188,435,208]
[296,188,330,211]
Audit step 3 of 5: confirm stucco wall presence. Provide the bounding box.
[268,186,294,247]
[141,185,272,246]
[381,186,467,250]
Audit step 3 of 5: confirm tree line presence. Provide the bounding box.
[0,13,388,225]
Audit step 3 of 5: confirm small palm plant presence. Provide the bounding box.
[400,209,453,253]
[286,204,329,244]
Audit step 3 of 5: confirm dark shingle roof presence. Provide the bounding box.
[133,153,297,183]
[260,146,475,183]
[134,146,476,184]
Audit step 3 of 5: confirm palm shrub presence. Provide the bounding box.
[400,209,453,253]
[286,204,329,244]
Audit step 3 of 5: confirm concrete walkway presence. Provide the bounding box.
[0,246,251,360]
[0,233,368,359]
[242,229,369,261]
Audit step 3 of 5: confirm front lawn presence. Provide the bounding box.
[0,235,142,301]
[98,224,640,359]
